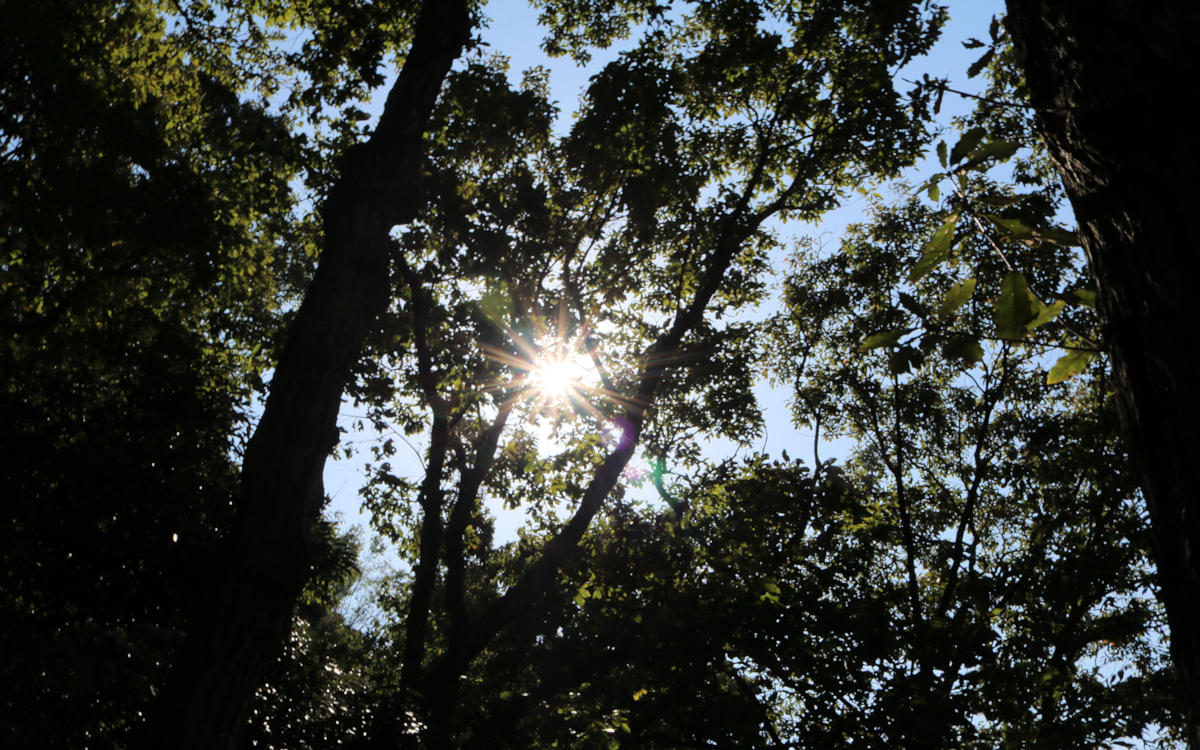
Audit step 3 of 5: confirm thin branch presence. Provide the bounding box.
[445,401,513,640]
[903,77,1075,114]
[395,256,454,686]
[935,346,1011,621]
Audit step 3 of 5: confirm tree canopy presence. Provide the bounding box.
[1,0,1190,747]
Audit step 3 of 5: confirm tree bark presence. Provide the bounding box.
[1005,2,1200,744]
[145,3,471,747]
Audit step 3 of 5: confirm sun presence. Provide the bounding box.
[528,351,590,401]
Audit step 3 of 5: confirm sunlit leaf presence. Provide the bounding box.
[994,271,1038,339]
[859,328,906,351]
[909,213,959,281]
[1047,348,1098,384]
[936,277,976,319]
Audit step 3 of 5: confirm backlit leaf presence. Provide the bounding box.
[888,345,924,375]
[967,48,995,79]
[1041,227,1079,246]
[936,277,976,319]
[859,328,906,351]
[961,139,1020,169]
[994,271,1038,339]
[1071,288,1096,308]
[1028,299,1066,330]
[943,335,984,364]
[986,215,1034,240]
[1047,348,1098,384]
[898,292,928,318]
[909,213,959,281]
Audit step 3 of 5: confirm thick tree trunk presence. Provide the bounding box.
[1006,2,1200,744]
[145,3,471,747]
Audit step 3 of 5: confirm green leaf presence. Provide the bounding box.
[986,215,1034,240]
[859,328,906,351]
[975,192,1023,207]
[936,140,948,168]
[909,213,959,281]
[1028,299,1066,330]
[967,48,995,79]
[936,277,976,319]
[994,271,1038,339]
[961,38,985,49]
[950,127,987,164]
[1041,227,1079,246]
[943,335,984,364]
[961,139,1020,169]
[761,578,782,603]
[1071,288,1096,308]
[1047,348,1098,384]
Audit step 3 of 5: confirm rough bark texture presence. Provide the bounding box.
[145,3,471,747]
[1006,2,1200,744]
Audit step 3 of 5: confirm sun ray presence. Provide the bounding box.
[473,300,649,427]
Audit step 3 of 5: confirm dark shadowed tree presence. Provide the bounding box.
[146,1,474,746]
[1,0,471,745]
[1004,2,1200,743]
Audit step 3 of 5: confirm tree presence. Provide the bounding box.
[765,193,1179,746]
[5,1,1186,747]
[146,1,473,746]
[1003,2,1200,743]
[1,0,468,745]
[0,0,306,744]
[338,2,945,743]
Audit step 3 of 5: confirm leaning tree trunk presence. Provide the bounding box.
[144,2,471,747]
[1006,2,1200,744]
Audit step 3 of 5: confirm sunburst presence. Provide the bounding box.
[475,299,649,425]
[528,350,591,401]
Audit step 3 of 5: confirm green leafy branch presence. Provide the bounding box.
[878,123,1102,383]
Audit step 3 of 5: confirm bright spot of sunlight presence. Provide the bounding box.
[529,350,591,401]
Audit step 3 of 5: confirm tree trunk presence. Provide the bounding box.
[1005,2,1200,744]
[144,3,471,747]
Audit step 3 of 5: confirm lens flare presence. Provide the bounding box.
[529,352,590,401]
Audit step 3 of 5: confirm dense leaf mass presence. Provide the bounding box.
[0,0,1186,747]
